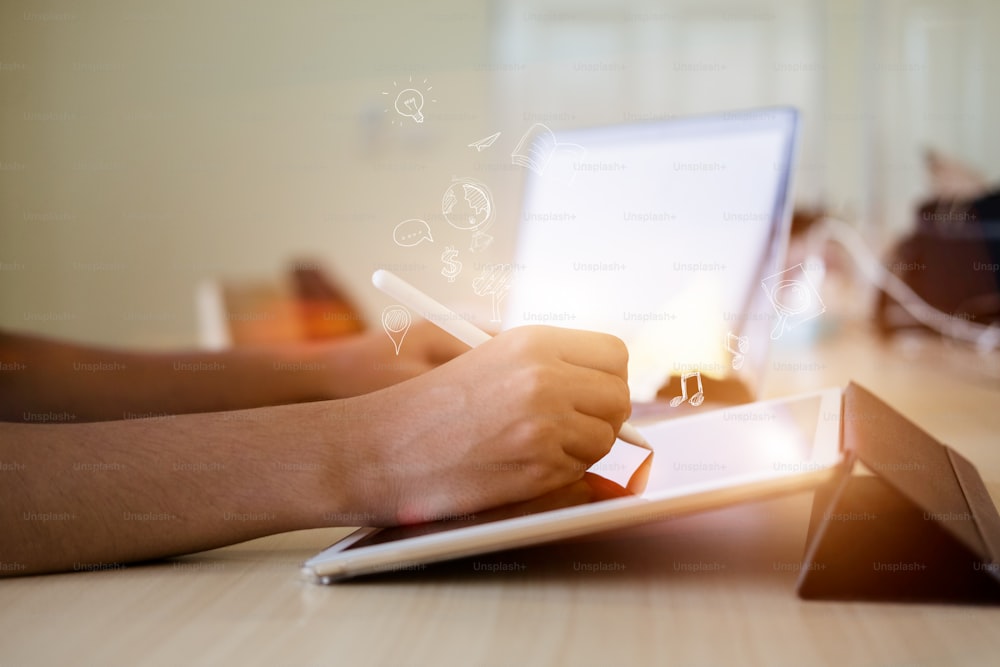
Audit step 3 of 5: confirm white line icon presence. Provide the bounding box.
[760,264,826,339]
[468,131,501,152]
[670,371,705,407]
[511,123,587,185]
[442,177,496,252]
[382,76,436,126]
[396,89,425,123]
[381,305,411,355]
[440,246,462,282]
[726,331,749,370]
[393,218,433,247]
[473,264,514,323]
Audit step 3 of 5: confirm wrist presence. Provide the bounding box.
[270,396,392,528]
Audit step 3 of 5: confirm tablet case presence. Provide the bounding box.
[796,382,1000,602]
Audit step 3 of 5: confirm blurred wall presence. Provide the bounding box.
[1,0,997,347]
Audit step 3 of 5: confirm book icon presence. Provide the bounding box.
[511,123,587,185]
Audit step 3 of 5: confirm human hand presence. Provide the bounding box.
[335,325,632,525]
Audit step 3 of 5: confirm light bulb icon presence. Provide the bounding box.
[382,76,436,126]
[395,89,424,123]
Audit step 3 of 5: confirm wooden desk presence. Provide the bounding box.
[4,326,1000,666]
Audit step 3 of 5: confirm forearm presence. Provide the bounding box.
[0,325,636,576]
[0,332,341,422]
[0,400,362,575]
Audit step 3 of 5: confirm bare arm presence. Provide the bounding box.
[0,323,467,422]
[1,326,632,576]
[1,401,351,574]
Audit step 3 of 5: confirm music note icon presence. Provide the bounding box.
[726,331,749,371]
[670,371,705,408]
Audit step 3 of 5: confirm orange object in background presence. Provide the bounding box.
[291,260,367,340]
[219,280,305,346]
[218,259,366,346]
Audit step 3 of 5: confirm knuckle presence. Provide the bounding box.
[515,362,558,399]
[499,327,537,358]
[512,414,559,446]
[607,335,629,371]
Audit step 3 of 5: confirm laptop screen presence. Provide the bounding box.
[502,107,799,403]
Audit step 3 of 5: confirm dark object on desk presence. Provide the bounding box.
[797,382,1000,603]
[875,191,1000,337]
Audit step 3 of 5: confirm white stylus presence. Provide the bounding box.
[372,269,653,452]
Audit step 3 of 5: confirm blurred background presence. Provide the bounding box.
[1,0,998,348]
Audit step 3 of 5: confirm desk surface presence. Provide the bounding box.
[4,326,1000,666]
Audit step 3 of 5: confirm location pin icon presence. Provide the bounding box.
[381,305,411,356]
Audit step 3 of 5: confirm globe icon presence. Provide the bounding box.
[442,178,494,231]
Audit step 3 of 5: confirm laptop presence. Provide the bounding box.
[302,106,832,583]
[503,106,802,410]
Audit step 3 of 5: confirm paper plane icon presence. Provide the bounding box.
[468,131,501,152]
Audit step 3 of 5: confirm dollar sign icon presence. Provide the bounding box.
[441,245,462,282]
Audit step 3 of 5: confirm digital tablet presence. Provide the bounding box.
[302,387,845,583]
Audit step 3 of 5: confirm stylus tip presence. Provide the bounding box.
[618,422,653,451]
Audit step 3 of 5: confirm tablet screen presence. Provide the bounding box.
[599,393,825,495]
[335,391,835,552]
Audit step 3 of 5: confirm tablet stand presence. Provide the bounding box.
[797,383,1000,602]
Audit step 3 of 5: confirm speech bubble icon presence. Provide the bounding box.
[381,305,411,355]
[393,218,433,247]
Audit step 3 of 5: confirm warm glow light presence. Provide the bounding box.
[627,275,729,398]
